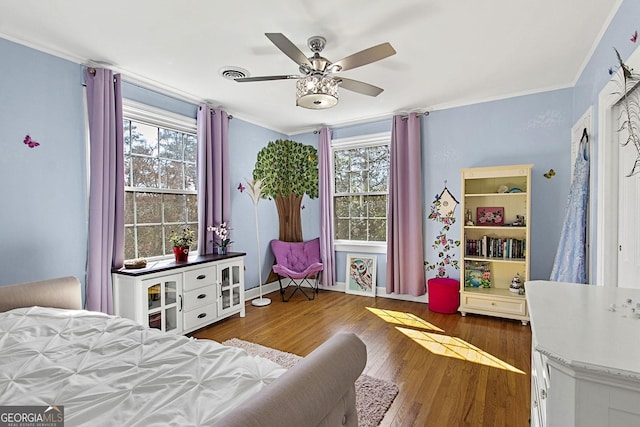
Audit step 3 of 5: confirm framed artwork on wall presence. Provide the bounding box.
[345,254,377,297]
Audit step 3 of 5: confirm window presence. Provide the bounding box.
[332,133,390,246]
[123,101,198,260]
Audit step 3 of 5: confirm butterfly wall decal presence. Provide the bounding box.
[632,30,638,43]
[237,182,246,193]
[23,134,40,148]
[543,169,556,179]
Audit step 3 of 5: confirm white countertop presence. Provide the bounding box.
[526,280,640,380]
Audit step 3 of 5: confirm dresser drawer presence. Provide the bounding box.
[183,285,216,310]
[183,265,217,291]
[462,294,526,316]
[183,303,217,331]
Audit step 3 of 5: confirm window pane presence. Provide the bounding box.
[124,226,135,259]
[123,120,131,155]
[368,146,389,191]
[350,148,366,171]
[125,192,134,224]
[131,122,158,156]
[159,129,183,160]
[185,163,196,191]
[336,219,350,240]
[366,195,387,217]
[164,194,186,223]
[186,194,198,222]
[184,134,197,163]
[136,192,162,224]
[351,219,367,240]
[349,196,365,218]
[189,223,199,252]
[137,225,164,258]
[350,172,364,193]
[334,196,350,218]
[160,159,184,190]
[368,219,387,241]
[124,155,131,187]
[334,172,349,193]
[131,156,158,188]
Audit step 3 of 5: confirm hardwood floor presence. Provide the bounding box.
[192,289,532,427]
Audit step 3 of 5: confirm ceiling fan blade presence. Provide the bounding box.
[332,42,396,72]
[235,75,301,82]
[265,33,312,66]
[337,77,384,97]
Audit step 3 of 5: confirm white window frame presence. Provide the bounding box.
[331,132,390,254]
[123,99,198,260]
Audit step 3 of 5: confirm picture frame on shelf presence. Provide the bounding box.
[476,207,504,226]
[345,254,377,297]
[464,260,492,288]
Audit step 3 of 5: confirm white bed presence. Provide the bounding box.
[0,306,285,426]
[0,277,367,427]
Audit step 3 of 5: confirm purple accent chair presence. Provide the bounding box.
[270,238,323,301]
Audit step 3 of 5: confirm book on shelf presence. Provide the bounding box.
[465,236,526,259]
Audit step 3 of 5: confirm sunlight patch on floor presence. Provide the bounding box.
[366,307,444,332]
[397,326,525,374]
[366,306,524,373]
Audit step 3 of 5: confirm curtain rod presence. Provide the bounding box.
[198,105,233,119]
[311,111,430,132]
[401,111,429,119]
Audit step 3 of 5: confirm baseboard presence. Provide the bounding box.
[316,282,429,303]
[245,280,429,304]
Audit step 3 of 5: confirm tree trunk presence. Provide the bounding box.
[274,194,303,242]
[267,194,303,283]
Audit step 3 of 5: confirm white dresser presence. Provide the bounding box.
[113,253,245,335]
[526,281,640,427]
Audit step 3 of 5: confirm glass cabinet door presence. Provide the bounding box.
[218,261,243,315]
[143,274,182,333]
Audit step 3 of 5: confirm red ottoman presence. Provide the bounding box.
[427,278,460,314]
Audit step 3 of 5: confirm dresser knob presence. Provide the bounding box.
[197,313,207,319]
[540,389,547,399]
[197,274,206,280]
[197,294,206,299]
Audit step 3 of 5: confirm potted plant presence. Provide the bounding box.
[208,222,233,255]
[170,226,195,262]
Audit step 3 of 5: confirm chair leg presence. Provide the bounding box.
[277,276,287,302]
[279,275,321,302]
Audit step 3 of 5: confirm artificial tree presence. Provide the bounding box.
[252,139,318,242]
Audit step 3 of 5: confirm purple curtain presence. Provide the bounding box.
[84,68,124,314]
[197,105,230,254]
[386,113,425,296]
[318,127,336,287]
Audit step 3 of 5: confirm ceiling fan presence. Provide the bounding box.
[235,33,396,109]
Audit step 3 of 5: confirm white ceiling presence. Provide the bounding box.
[0,0,621,134]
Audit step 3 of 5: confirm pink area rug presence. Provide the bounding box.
[222,338,399,427]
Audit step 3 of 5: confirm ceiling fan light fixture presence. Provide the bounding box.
[296,75,338,109]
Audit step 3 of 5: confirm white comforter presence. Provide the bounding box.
[0,307,285,426]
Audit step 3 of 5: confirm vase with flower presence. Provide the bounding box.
[208,222,233,255]
[169,226,195,262]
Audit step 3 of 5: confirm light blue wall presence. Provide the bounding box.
[0,38,87,286]
[1,0,632,292]
[227,119,286,289]
[325,91,573,288]
[122,81,197,118]
[424,89,573,281]
[572,0,640,282]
